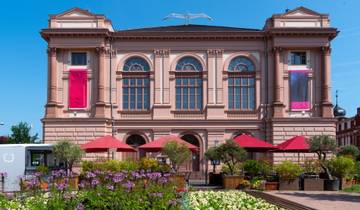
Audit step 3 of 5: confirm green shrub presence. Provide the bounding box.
[303,159,321,174]
[328,156,355,179]
[162,141,191,172]
[221,163,242,175]
[242,160,271,179]
[216,140,247,175]
[275,160,303,180]
[140,157,159,170]
[36,165,49,175]
[338,145,360,160]
[354,162,360,179]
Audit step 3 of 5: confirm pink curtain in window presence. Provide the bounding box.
[69,69,87,109]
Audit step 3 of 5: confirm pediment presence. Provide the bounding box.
[282,7,322,17]
[53,7,97,19]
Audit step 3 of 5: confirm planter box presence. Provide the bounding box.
[304,178,324,191]
[340,178,353,190]
[223,176,243,189]
[279,178,299,191]
[265,181,278,190]
[209,173,223,186]
[324,179,339,191]
[170,175,186,189]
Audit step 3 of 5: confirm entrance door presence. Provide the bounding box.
[181,134,200,171]
[126,134,146,160]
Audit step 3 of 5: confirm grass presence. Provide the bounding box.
[343,184,360,193]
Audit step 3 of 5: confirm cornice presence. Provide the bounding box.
[40,28,111,41]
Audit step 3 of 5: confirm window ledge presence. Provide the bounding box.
[225,109,256,114]
[171,110,204,114]
[118,110,151,114]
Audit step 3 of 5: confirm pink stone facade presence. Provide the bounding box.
[41,7,338,172]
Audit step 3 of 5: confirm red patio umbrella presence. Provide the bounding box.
[274,135,310,163]
[138,135,198,153]
[81,135,136,153]
[233,134,276,152]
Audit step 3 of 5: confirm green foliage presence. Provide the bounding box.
[82,160,139,173]
[8,122,38,144]
[275,160,303,180]
[36,165,49,175]
[221,163,242,175]
[140,157,159,170]
[217,139,247,175]
[205,147,221,161]
[328,156,355,179]
[242,160,272,179]
[343,184,360,193]
[338,145,360,160]
[354,161,360,179]
[162,141,191,172]
[303,159,321,174]
[53,139,84,173]
[308,135,337,180]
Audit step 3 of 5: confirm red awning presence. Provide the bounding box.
[233,134,276,151]
[81,135,136,153]
[276,135,309,152]
[138,135,198,153]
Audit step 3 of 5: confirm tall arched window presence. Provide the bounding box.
[228,56,255,110]
[175,56,203,110]
[122,56,150,110]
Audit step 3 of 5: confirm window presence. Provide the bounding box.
[122,57,150,110]
[175,56,203,110]
[289,70,309,110]
[228,56,255,110]
[290,52,307,65]
[71,52,87,66]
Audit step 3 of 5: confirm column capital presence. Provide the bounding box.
[96,46,108,56]
[321,46,331,55]
[207,49,224,57]
[154,49,170,57]
[47,47,57,56]
[272,47,283,53]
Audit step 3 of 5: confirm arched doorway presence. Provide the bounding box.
[181,134,200,171]
[125,134,146,160]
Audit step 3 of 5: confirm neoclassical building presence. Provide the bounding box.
[41,7,338,173]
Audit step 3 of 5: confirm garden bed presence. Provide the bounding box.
[186,190,283,210]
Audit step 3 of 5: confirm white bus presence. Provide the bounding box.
[0,144,55,192]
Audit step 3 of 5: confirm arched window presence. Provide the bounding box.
[228,56,255,110]
[175,56,203,110]
[122,57,150,110]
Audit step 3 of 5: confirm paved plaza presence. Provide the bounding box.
[265,191,360,210]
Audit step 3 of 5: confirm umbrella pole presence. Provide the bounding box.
[298,152,300,164]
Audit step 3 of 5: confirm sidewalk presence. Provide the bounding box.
[265,191,360,210]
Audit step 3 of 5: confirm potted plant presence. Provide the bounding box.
[308,135,339,191]
[205,146,222,186]
[275,160,303,190]
[302,159,324,191]
[216,140,247,189]
[242,159,271,190]
[53,139,84,189]
[328,156,355,190]
[162,141,191,188]
[337,145,360,160]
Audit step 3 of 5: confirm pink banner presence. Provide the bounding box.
[291,101,310,110]
[69,69,87,109]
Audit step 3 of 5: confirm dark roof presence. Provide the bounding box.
[117,24,261,33]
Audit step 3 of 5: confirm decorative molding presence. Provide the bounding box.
[207,49,224,57]
[321,46,331,55]
[154,49,170,57]
[47,47,57,56]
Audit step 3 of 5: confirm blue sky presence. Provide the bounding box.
[0,0,359,137]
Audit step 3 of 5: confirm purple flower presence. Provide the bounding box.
[168,199,178,206]
[86,172,96,179]
[52,169,66,178]
[149,192,163,197]
[122,181,135,191]
[76,203,85,210]
[158,177,168,184]
[106,184,114,190]
[147,172,162,180]
[112,172,125,183]
[55,183,67,191]
[78,181,86,189]
[34,172,42,177]
[91,179,100,187]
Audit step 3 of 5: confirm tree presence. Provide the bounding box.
[217,139,247,175]
[53,139,84,174]
[8,122,38,144]
[205,146,222,173]
[308,135,337,180]
[162,141,191,172]
[337,145,360,160]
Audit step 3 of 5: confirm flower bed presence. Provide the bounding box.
[187,190,283,210]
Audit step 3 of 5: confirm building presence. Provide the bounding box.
[335,105,360,148]
[41,6,338,174]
